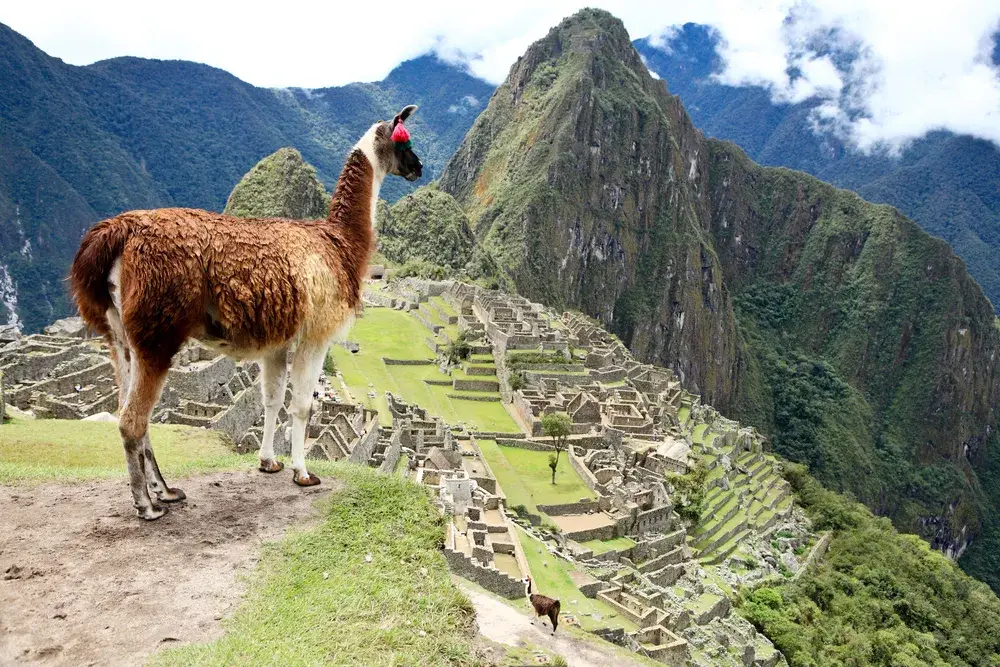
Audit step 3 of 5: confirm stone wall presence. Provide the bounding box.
[537,500,601,516]
[452,378,500,392]
[349,415,382,465]
[162,356,238,406]
[382,358,435,366]
[443,546,523,599]
[378,428,403,474]
[210,383,264,444]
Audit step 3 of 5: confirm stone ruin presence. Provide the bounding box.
[0,317,381,465]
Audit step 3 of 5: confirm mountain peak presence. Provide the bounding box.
[223,147,328,220]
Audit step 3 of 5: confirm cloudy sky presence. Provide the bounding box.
[3,1,1000,150]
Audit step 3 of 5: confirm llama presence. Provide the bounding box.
[522,577,560,634]
[69,105,422,520]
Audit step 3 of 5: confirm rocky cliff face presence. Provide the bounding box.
[439,8,1000,575]
[224,148,328,219]
[439,8,740,409]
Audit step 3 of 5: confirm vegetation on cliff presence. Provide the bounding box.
[224,148,328,219]
[376,187,475,270]
[710,140,1000,576]
[741,464,1000,667]
[636,25,1000,316]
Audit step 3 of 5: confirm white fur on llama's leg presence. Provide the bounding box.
[106,259,133,402]
[258,347,290,464]
[287,342,328,478]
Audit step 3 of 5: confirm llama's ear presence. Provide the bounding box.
[392,104,418,128]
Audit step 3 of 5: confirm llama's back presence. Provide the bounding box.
[76,208,358,354]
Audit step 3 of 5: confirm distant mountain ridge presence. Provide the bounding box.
[634,24,1000,315]
[0,22,493,331]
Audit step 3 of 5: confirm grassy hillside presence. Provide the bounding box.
[0,419,241,483]
[740,465,1000,667]
[152,463,480,667]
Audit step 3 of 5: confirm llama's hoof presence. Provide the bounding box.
[259,459,284,473]
[137,503,168,521]
[156,487,186,503]
[293,471,321,487]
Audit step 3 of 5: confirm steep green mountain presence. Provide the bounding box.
[440,9,1000,588]
[376,186,475,270]
[224,148,328,219]
[0,22,493,331]
[634,24,1000,315]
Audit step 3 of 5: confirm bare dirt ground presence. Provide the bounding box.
[459,582,648,667]
[0,470,333,667]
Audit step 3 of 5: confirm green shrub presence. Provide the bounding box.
[397,258,451,280]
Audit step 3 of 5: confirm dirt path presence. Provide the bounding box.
[459,583,648,667]
[0,470,333,667]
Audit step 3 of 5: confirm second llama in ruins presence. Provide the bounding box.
[69,105,422,520]
[523,577,560,635]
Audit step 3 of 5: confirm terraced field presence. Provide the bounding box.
[685,427,793,564]
[330,308,516,432]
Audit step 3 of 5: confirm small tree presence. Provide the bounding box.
[541,412,572,484]
[445,331,472,365]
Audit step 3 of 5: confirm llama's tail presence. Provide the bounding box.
[69,216,134,337]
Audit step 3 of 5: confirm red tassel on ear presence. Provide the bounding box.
[392,122,410,143]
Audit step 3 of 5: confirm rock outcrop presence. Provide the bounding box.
[223,147,329,219]
[376,187,475,270]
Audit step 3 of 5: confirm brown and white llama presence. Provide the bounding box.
[522,577,560,634]
[69,105,422,520]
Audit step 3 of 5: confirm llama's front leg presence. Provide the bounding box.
[258,348,289,473]
[288,343,326,486]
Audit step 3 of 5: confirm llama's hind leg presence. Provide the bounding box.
[119,358,170,520]
[258,347,289,473]
[142,434,186,502]
[287,342,326,487]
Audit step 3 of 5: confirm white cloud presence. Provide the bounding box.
[640,54,661,79]
[2,0,999,149]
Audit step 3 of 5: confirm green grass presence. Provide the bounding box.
[514,526,636,634]
[0,419,242,483]
[152,462,477,666]
[476,439,539,516]
[691,423,708,444]
[677,406,691,428]
[496,445,595,506]
[579,536,636,554]
[331,308,517,431]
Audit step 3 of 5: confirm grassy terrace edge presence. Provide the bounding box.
[151,462,480,667]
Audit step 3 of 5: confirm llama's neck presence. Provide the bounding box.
[352,126,385,228]
[524,579,532,597]
[324,149,378,308]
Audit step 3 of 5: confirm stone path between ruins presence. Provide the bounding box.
[0,470,333,667]
[460,583,649,667]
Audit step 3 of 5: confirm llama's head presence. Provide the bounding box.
[358,104,423,182]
